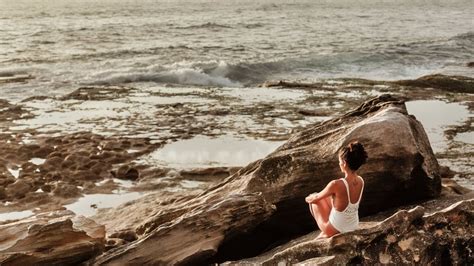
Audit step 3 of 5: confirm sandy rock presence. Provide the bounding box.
[0,211,105,265]
[92,95,441,265]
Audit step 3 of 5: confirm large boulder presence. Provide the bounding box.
[93,95,441,265]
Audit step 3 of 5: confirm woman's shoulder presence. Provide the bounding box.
[331,178,346,191]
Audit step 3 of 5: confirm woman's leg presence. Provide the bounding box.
[309,200,331,234]
[309,198,338,238]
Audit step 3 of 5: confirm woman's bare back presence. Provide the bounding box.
[331,176,364,212]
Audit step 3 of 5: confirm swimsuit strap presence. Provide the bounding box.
[340,178,351,201]
[357,176,364,203]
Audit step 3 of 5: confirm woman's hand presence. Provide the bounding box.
[305,193,318,203]
[305,180,336,204]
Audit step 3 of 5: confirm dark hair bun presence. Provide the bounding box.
[339,141,368,171]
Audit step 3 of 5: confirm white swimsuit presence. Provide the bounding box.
[328,177,364,233]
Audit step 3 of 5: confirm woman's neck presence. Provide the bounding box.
[344,171,358,181]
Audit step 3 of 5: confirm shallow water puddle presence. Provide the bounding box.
[64,192,144,217]
[137,135,284,168]
[29,158,46,165]
[454,132,474,145]
[406,100,471,152]
[7,168,21,178]
[0,210,34,222]
[180,180,206,189]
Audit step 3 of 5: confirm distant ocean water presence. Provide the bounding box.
[0,0,473,100]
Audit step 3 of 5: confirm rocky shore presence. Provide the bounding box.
[0,74,472,265]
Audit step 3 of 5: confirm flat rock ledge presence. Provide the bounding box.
[228,197,473,265]
[92,95,442,265]
[0,210,105,265]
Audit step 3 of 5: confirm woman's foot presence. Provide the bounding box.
[316,232,328,239]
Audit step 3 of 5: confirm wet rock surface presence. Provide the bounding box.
[0,132,160,213]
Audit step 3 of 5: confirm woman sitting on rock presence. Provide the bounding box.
[305,141,368,238]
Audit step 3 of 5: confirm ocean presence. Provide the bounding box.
[0,0,473,101]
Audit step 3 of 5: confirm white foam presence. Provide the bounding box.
[89,64,241,88]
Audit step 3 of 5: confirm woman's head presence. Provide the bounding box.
[338,141,368,172]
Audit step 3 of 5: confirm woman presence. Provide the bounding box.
[305,141,368,238]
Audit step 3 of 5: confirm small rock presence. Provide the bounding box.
[439,165,455,179]
[105,238,127,251]
[116,165,139,180]
[52,182,81,198]
[42,156,63,171]
[379,252,391,264]
[33,146,54,158]
[6,180,32,198]
[109,229,138,242]
[73,170,100,181]
[41,184,53,193]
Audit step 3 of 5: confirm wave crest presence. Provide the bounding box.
[89,61,241,87]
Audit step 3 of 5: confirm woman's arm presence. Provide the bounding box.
[305,180,337,204]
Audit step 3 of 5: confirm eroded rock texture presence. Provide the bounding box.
[0,211,105,265]
[230,197,473,265]
[93,95,442,265]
